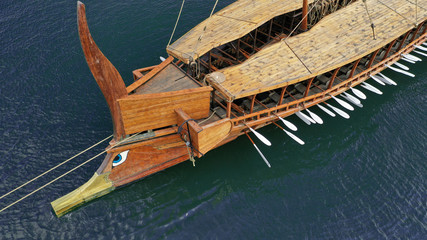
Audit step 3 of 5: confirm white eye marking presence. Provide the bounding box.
[112,150,129,167]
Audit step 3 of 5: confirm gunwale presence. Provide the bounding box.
[206,0,427,101]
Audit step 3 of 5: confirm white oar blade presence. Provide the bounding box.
[279,116,298,131]
[249,127,271,146]
[317,104,336,117]
[378,73,397,86]
[160,56,166,62]
[326,104,350,119]
[283,129,305,145]
[386,64,415,77]
[413,50,427,57]
[253,143,271,168]
[361,82,383,95]
[342,95,363,108]
[369,74,386,85]
[402,53,422,62]
[306,109,323,124]
[401,57,416,64]
[422,43,427,47]
[350,87,366,100]
[343,92,361,105]
[295,111,313,125]
[393,61,409,71]
[331,95,354,111]
[415,45,427,51]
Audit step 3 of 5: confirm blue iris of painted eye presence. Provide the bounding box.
[112,150,129,167]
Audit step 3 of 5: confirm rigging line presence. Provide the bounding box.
[377,0,417,25]
[167,0,186,47]
[362,0,376,39]
[0,131,144,214]
[0,134,113,201]
[192,0,219,60]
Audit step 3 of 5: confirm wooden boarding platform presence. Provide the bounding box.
[133,63,201,94]
[166,0,314,64]
[206,0,427,100]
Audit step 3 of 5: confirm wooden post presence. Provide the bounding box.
[301,0,308,31]
[208,50,212,73]
[279,86,287,105]
[226,101,232,118]
[348,58,361,79]
[250,95,256,113]
[253,29,258,52]
[382,39,397,61]
[327,68,340,89]
[397,31,411,51]
[268,19,273,42]
[304,77,315,97]
[410,23,423,42]
[367,49,380,68]
[236,39,240,59]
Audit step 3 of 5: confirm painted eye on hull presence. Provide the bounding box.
[112,150,129,167]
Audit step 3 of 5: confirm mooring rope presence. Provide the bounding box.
[167,0,186,47]
[0,134,113,201]
[0,131,144,214]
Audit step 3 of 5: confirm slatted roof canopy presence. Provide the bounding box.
[166,0,315,64]
[206,0,427,100]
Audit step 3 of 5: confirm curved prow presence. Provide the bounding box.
[77,2,127,140]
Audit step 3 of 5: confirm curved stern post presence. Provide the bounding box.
[77,1,127,141]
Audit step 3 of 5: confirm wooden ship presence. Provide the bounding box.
[51,0,427,217]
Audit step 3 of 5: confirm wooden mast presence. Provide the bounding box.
[301,0,308,31]
[77,2,127,141]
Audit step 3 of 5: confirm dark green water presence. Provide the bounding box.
[0,0,426,239]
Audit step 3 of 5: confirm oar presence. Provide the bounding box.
[305,108,323,124]
[378,72,397,86]
[325,103,350,119]
[330,95,354,111]
[245,132,271,168]
[273,122,304,145]
[361,82,383,95]
[422,43,427,47]
[385,64,415,77]
[295,111,315,125]
[415,45,427,51]
[369,74,386,85]
[413,50,427,57]
[393,61,409,71]
[400,57,416,64]
[402,53,422,62]
[160,56,166,62]
[275,115,298,131]
[342,94,363,108]
[246,125,272,146]
[317,104,336,117]
[350,87,366,100]
[342,92,361,105]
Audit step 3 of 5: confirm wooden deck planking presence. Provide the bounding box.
[167,0,314,64]
[207,0,427,100]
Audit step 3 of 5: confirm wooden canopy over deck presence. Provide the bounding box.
[206,0,427,101]
[166,0,315,64]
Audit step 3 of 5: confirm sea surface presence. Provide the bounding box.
[0,0,426,239]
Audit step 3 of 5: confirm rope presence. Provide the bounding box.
[362,0,376,39]
[0,134,113,201]
[167,0,186,47]
[0,131,144,214]
[191,0,219,61]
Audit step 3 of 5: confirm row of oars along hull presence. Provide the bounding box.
[51,2,427,217]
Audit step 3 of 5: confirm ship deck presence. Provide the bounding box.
[205,0,427,100]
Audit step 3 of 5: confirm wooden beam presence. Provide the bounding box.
[127,56,174,94]
[226,101,232,118]
[279,86,288,105]
[250,95,256,113]
[397,31,411,51]
[327,68,340,89]
[348,58,361,79]
[367,49,380,68]
[304,77,315,97]
[382,39,397,61]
